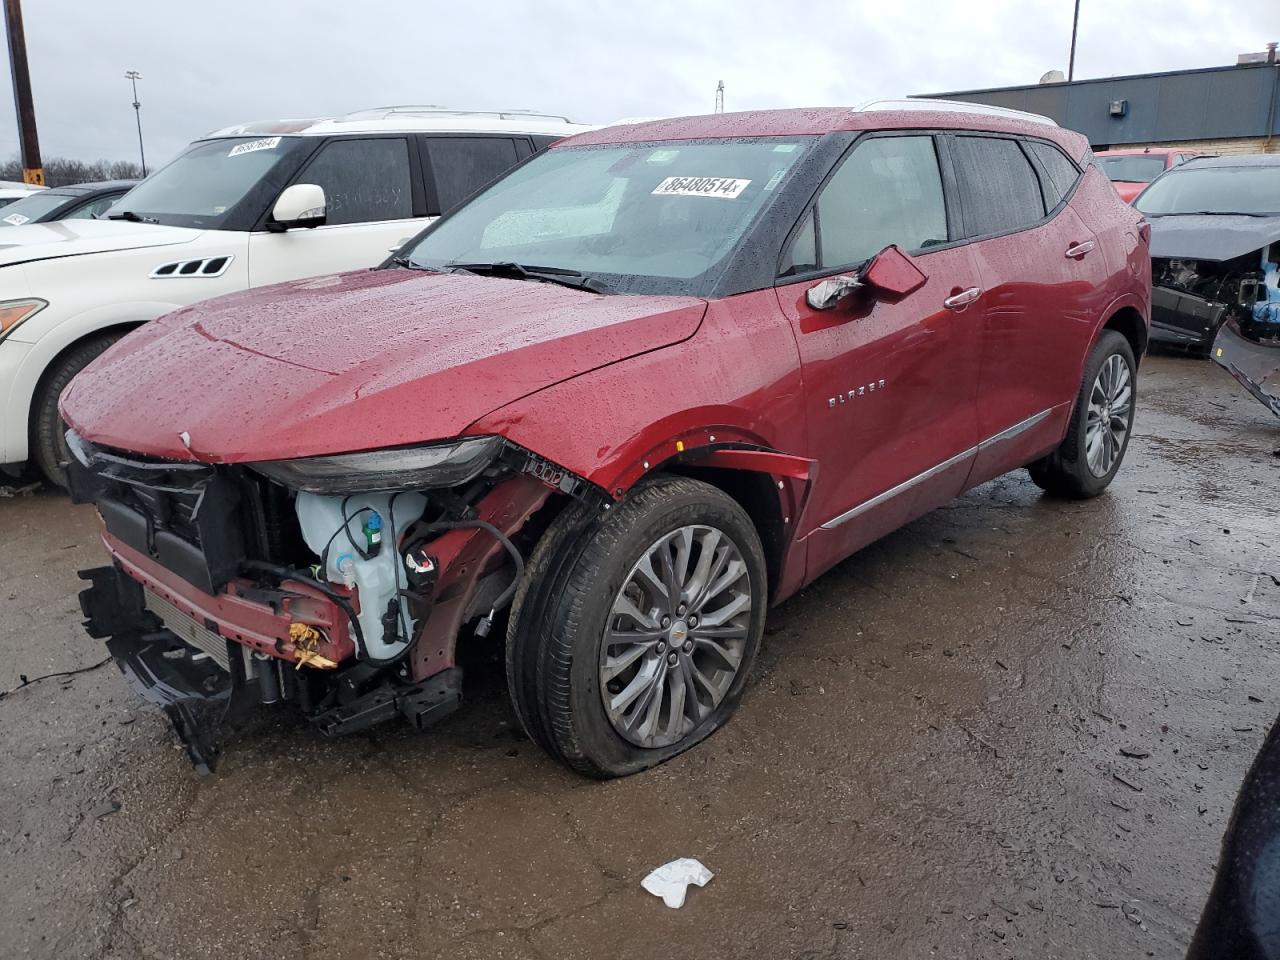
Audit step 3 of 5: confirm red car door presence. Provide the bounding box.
[773,133,983,582]
[946,135,1112,486]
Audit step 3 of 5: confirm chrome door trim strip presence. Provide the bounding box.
[820,446,975,530]
[976,407,1053,451]
[818,407,1055,531]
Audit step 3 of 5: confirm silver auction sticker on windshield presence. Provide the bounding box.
[652,176,751,199]
[228,136,282,158]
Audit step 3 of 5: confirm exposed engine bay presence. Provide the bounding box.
[67,432,599,773]
[1151,245,1280,351]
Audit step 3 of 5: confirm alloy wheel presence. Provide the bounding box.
[1085,353,1132,477]
[599,524,752,748]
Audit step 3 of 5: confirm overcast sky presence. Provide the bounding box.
[1,0,1275,167]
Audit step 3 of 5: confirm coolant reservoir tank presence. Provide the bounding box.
[295,491,428,659]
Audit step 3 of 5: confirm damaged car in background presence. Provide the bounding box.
[1134,154,1280,416]
[61,103,1149,777]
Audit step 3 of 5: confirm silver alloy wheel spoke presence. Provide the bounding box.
[600,524,752,748]
[1085,353,1131,478]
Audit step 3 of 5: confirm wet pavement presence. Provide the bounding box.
[2,352,1277,960]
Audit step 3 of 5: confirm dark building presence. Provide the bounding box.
[921,58,1280,155]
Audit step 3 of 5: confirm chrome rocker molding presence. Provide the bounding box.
[820,408,1054,530]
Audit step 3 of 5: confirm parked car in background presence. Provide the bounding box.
[0,179,45,208]
[1134,154,1280,356]
[0,180,137,226]
[0,107,591,486]
[1096,147,1206,202]
[64,102,1149,777]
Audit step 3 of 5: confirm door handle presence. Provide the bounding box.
[1064,240,1095,259]
[943,286,981,310]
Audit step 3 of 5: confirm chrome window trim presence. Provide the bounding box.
[819,407,1055,530]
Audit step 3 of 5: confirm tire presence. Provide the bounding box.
[31,333,122,489]
[1028,329,1136,499]
[506,476,767,778]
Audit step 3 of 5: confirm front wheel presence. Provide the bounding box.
[506,476,766,778]
[31,333,123,488]
[1028,330,1136,499]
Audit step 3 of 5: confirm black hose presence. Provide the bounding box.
[415,519,526,618]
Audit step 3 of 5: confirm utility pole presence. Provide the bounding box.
[125,70,146,176]
[714,80,724,114]
[1067,0,1081,82]
[3,0,44,185]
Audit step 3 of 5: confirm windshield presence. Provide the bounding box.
[1134,165,1280,216]
[0,191,73,225]
[104,136,302,229]
[1096,155,1166,183]
[403,138,812,295]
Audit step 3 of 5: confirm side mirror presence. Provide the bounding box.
[271,183,326,230]
[805,244,928,310]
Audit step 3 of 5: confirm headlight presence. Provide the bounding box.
[0,298,47,342]
[251,436,503,494]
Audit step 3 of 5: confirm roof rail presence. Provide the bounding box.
[340,105,577,123]
[859,98,1059,127]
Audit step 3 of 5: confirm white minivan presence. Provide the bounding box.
[0,107,591,484]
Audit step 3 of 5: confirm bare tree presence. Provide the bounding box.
[1,156,144,187]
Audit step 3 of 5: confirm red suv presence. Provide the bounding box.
[63,103,1150,777]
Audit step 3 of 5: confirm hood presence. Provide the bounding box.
[0,218,202,266]
[62,268,706,462]
[1148,214,1280,262]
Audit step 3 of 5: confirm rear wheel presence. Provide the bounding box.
[32,333,123,489]
[506,476,766,778]
[1028,330,1136,499]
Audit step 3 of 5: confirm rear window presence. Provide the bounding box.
[951,136,1045,238]
[1095,155,1166,183]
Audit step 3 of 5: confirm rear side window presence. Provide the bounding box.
[794,135,948,273]
[1026,141,1081,209]
[425,137,521,214]
[952,136,1046,238]
[301,137,413,225]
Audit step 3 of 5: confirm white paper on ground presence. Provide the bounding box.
[641,858,714,908]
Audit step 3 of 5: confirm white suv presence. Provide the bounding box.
[0,107,591,484]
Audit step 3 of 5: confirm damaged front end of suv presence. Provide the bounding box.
[67,428,598,773]
[1136,156,1280,416]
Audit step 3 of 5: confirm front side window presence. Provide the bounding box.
[805,135,949,271]
[105,136,304,229]
[299,138,413,225]
[425,137,521,214]
[952,136,1045,238]
[404,138,811,295]
[1134,165,1280,216]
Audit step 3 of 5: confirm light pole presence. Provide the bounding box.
[1067,0,1081,82]
[125,70,146,176]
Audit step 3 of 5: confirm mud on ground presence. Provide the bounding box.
[1,353,1277,959]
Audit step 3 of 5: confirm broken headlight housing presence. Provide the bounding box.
[251,436,503,494]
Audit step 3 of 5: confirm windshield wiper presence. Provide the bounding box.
[1157,210,1275,218]
[106,210,157,223]
[445,261,613,295]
